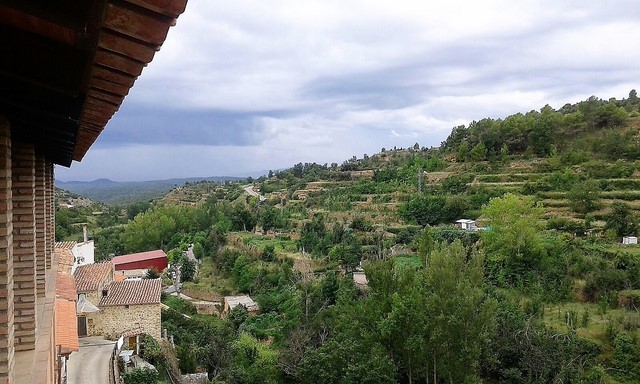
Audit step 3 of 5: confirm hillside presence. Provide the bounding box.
[56,176,244,205]
[83,92,640,384]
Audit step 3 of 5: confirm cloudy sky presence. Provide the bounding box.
[57,0,640,181]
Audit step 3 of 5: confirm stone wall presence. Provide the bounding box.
[89,304,161,340]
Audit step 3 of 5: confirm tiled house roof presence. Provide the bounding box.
[74,262,113,292]
[55,248,78,354]
[55,299,79,354]
[55,241,77,250]
[99,279,161,307]
[112,250,167,266]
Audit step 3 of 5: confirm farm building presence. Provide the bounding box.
[456,219,478,231]
[112,250,168,272]
[623,236,638,245]
[223,295,259,317]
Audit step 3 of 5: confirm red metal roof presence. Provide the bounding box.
[112,250,167,266]
[99,279,161,306]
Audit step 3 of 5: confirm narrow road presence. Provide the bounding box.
[243,184,266,201]
[67,336,114,384]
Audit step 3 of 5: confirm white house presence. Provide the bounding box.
[56,240,95,275]
[623,236,638,245]
[456,219,478,231]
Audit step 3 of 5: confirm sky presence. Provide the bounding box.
[57,0,640,182]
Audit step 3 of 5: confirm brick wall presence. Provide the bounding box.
[34,155,46,296]
[12,143,36,351]
[45,162,53,271]
[88,304,161,340]
[0,117,14,384]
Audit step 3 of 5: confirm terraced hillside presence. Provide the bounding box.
[127,93,640,384]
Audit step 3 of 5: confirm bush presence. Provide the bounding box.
[618,290,640,310]
[122,367,158,384]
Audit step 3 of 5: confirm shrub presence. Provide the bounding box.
[122,367,158,384]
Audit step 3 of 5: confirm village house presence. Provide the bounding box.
[456,219,479,231]
[74,262,114,337]
[73,262,162,340]
[55,239,95,275]
[96,279,162,340]
[623,236,638,245]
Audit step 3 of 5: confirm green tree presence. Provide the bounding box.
[568,179,601,214]
[180,258,196,282]
[457,141,470,162]
[420,242,496,383]
[605,202,638,237]
[470,142,487,161]
[192,241,205,260]
[480,193,544,285]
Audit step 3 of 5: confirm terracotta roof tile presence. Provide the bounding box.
[99,279,161,307]
[112,250,167,266]
[55,241,77,250]
[57,248,75,272]
[55,298,79,354]
[74,262,113,292]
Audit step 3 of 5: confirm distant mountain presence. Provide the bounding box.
[56,176,244,205]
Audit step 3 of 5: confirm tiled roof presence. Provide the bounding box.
[55,241,77,250]
[55,248,78,354]
[99,279,161,307]
[56,274,77,301]
[55,298,79,354]
[112,250,167,266]
[57,248,75,272]
[74,262,113,292]
[121,327,146,338]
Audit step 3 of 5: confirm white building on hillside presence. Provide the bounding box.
[456,219,478,231]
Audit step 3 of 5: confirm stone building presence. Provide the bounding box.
[73,262,114,336]
[95,279,162,340]
[0,1,187,382]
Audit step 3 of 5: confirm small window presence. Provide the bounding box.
[125,305,130,309]
[102,289,108,297]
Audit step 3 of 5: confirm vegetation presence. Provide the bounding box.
[59,91,640,383]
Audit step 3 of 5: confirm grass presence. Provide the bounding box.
[604,244,640,255]
[393,255,421,268]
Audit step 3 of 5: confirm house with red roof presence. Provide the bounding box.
[112,250,168,273]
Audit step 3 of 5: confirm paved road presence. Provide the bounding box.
[243,184,266,201]
[67,336,114,384]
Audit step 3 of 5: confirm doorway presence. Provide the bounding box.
[77,316,87,337]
